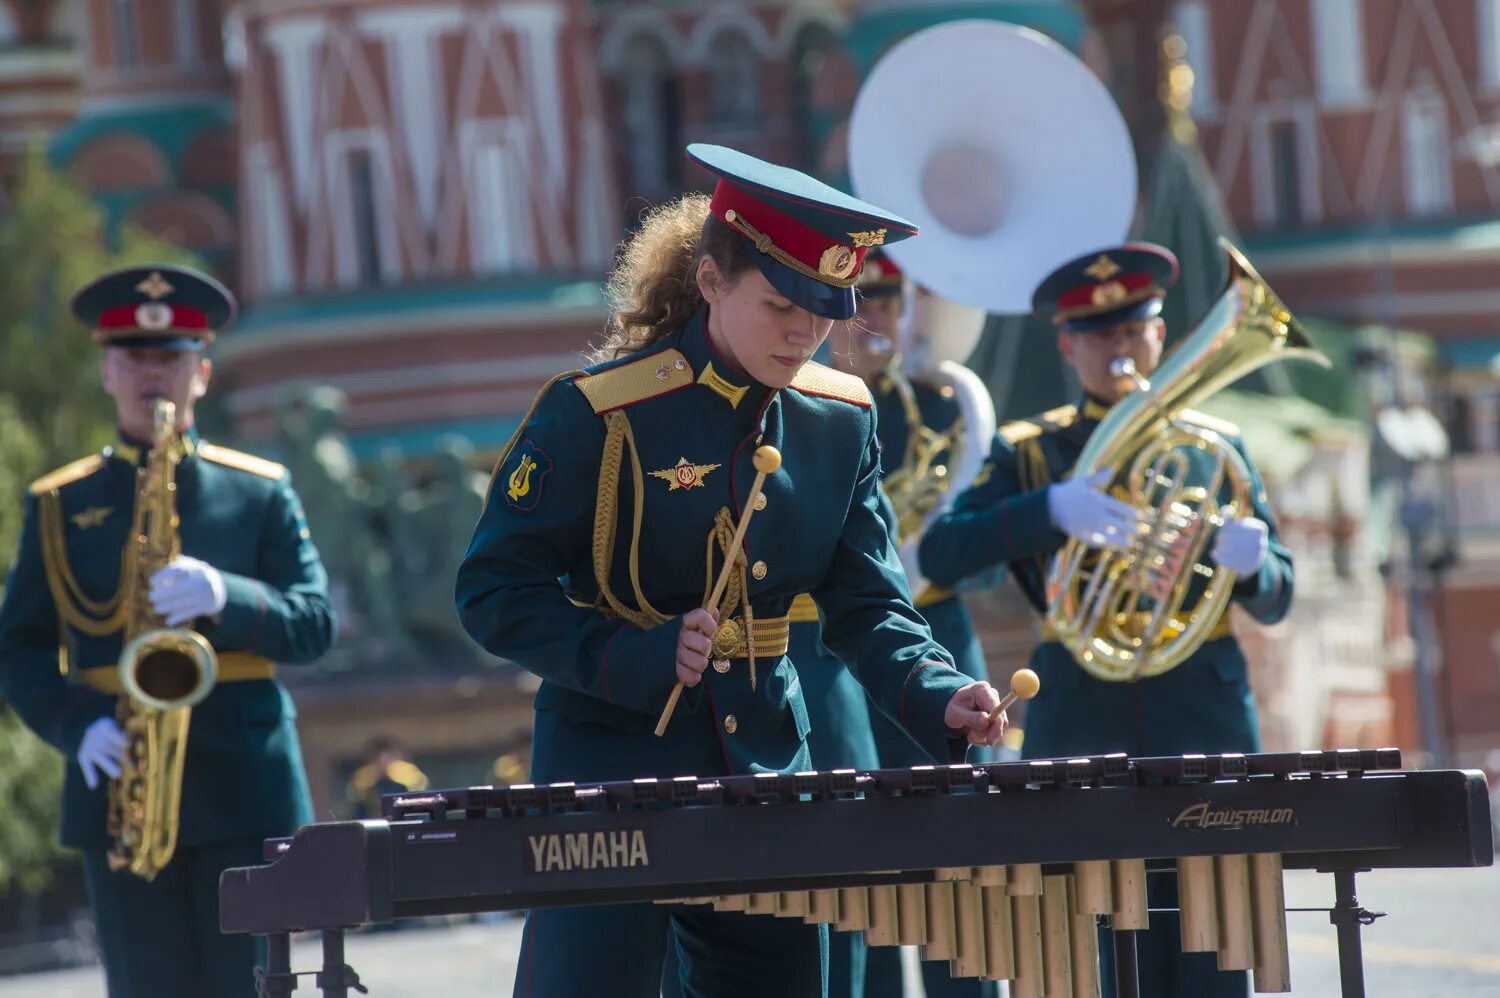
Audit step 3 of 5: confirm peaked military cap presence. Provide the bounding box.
[856,249,905,300]
[1032,242,1179,332]
[71,265,236,350]
[687,143,917,320]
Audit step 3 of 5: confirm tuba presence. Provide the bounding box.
[1044,240,1330,681]
[107,398,218,880]
[849,20,1140,592]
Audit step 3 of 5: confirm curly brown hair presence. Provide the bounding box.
[594,194,755,360]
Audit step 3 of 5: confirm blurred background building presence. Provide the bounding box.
[4,0,1500,965]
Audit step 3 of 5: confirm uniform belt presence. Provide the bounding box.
[80,652,275,695]
[711,614,791,660]
[788,594,819,624]
[792,588,950,622]
[913,585,953,608]
[1041,611,1234,644]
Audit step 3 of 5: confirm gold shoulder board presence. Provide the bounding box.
[198,443,287,480]
[789,362,873,408]
[1179,409,1241,437]
[1037,403,1080,428]
[575,349,695,414]
[30,454,105,495]
[1000,404,1078,445]
[999,420,1042,445]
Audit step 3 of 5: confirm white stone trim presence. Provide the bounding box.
[265,16,329,211]
[774,4,845,59]
[597,8,682,73]
[1250,100,1323,227]
[322,127,403,287]
[1310,0,1369,108]
[683,7,774,66]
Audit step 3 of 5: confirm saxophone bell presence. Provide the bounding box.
[118,629,217,712]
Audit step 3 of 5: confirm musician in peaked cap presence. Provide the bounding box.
[0,265,335,997]
[457,144,1008,998]
[919,243,1293,997]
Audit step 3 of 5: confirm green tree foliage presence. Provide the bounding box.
[0,708,66,895]
[0,148,200,893]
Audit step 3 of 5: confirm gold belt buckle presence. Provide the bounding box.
[711,618,745,673]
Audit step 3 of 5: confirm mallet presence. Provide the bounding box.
[986,668,1041,725]
[654,445,782,737]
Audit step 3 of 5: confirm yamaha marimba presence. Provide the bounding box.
[220,750,1493,997]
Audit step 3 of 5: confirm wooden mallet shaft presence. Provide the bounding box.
[655,446,782,737]
[986,668,1041,725]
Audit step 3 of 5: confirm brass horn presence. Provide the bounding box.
[1043,240,1329,681]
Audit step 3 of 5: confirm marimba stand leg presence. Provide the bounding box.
[1110,925,1140,998]
[1329,869,1382,998]
[314,928,367,997]
[256,933,296,997]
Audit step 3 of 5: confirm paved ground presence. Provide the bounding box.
[6,866,1496,996]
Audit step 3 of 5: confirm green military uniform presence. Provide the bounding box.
[918,243,1293,998]
[457,144,976,998]
[0,267,335,998]
[347,757,429,819]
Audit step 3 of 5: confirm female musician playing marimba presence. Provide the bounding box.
[456,144,1006,997]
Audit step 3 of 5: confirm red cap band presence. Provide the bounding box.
[710,181,869,285]
[1055,273,1159,321]
[97,304,211,333]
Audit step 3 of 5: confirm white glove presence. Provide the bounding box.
[1047,469,1140,550]
[149,556,227,626]
[78,717,127,790]
[1212,517,1269,575]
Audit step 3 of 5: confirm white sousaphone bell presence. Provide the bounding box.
[847,20,1139,590]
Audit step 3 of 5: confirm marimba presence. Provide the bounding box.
[220,749,1493,997]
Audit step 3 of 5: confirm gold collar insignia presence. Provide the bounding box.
[697,361,749,409]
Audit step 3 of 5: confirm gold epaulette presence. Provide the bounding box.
[347,763,381,795]
[29,454,105,496]
[1179,409,1241,437]
[789,362,872,407]
[575,349,695,414]
[387,759,429,790]
[198,443,286,480]
[999,404,1079,445]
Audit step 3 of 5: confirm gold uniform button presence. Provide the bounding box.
[753,494,767,511]
[751,560,767,580]
[713,659,730,674]
[724,714,738,734]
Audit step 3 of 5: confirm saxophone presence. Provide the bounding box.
[879,292,996,595]
[106,398,218,880]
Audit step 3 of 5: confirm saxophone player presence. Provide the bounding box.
[0,266,335,998]
[920,243,1293,998]
[815,251,998,998]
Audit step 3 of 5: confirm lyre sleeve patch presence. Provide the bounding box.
[501,439,553,512]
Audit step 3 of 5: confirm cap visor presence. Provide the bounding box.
[1061,297,1164,333]
[746,242,855,320]
[104,334,206,351]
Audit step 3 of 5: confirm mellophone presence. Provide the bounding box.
[220,749,1493,998]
